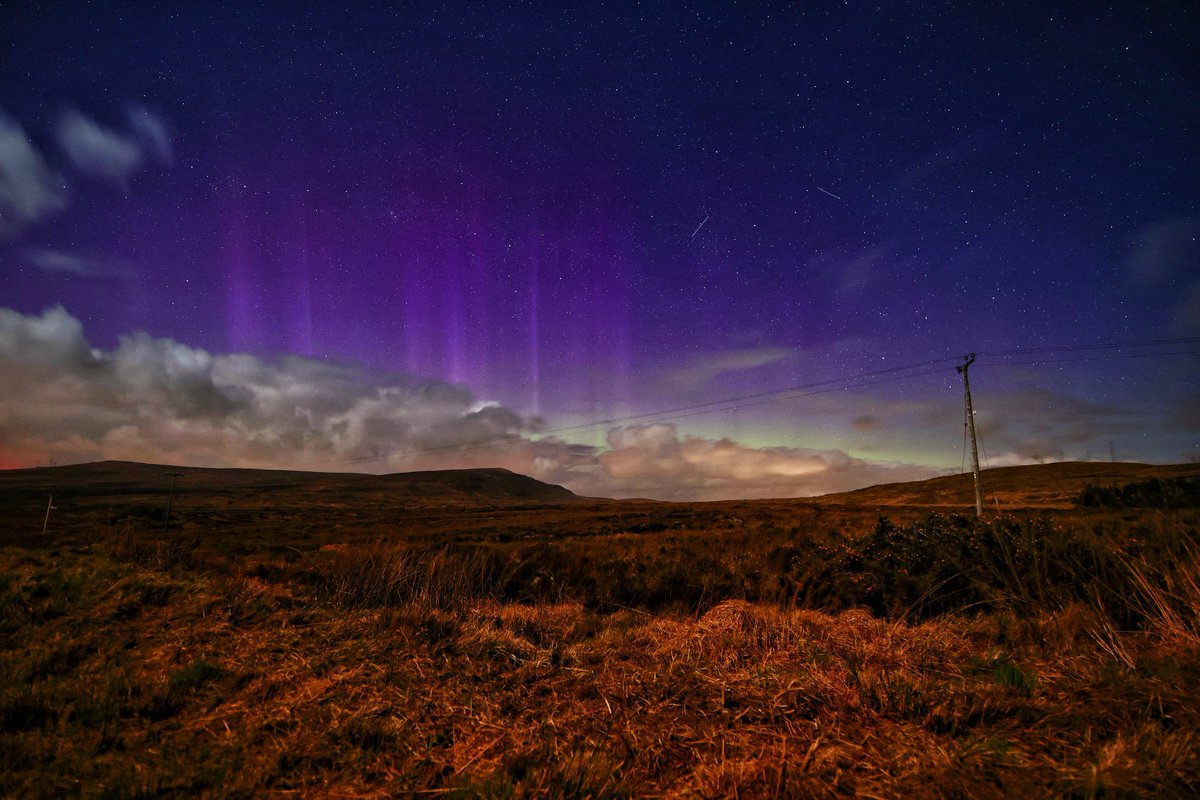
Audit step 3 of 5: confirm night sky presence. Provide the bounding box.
[2,2,1197,499]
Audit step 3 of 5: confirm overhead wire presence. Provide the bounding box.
[976,349,1200,368]
[300,335,1195,469]
[530,357,960,438]
[302,358,959,467]
[976,335,1200,357]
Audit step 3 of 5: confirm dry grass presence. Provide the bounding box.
[3,459,1199,797]
[3,511,1199,798]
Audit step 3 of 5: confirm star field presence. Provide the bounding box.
[1,1,1196,498]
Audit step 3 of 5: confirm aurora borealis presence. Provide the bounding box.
[1,2,1197,499]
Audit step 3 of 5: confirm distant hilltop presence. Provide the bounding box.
[815,461,1200,509]
[4,459,1200,511]
[0,460,580,507]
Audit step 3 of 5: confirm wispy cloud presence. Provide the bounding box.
[56,109,144,189]
[0,104,172,240]
[54,104,173,190]
[126,103,173,165]
[1124,216,1200,332]
[0,110,66,239]
[1174,282,1200,333]
[659,347,793,394]
[1124,217,1200,287]
[24,247,133,280]
[1167,394,1200,433]
[922,387,1141,467]
[803,242,896,297]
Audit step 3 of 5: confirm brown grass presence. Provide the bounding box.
[2,462,1199,797]
[3,518,1199,797]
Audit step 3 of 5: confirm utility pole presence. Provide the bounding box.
[957,354,983,518]
[41,495,54,537]
[164,472,183,533]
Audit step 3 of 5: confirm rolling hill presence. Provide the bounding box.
[0,460,579,514]
[815,461,1200,509]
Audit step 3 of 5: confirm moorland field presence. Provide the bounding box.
[2,460,1199,798]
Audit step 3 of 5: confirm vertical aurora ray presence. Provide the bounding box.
[220,201,261,353]
[445,240,466,384]
[286,202,315,357]
[528,224,542,418]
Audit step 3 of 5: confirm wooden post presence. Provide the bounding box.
[41,495,53,537]
[164,472,183,532]
[957,354,983,518]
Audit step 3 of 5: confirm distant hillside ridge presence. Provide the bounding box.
[0,460,580,506]
[815,461,1200,509]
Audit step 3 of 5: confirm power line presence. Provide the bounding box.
[299,336,1196,470]
[365,346,1193,465]
[977,335,1200,357]
[538,357,959,438]
[544,365,952,440]
[302,358,958,468]
[977,349,1200,368]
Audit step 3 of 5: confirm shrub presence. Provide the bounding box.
[1077,477,1200,509]
[825,514,1137,622]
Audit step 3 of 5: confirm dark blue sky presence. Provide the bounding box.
[1,2,1196,497]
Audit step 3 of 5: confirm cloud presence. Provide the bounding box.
[892,138,979,195]
[659,347,793,393]
[54,105,173,190]
[1167,394,1200,433]
[1125,217,1200,287]
[1124,217,1200,331]
[0,110,66,239]
[852,415,882,431]
[0,104,171,241]
[803,242,896,297]
[56,109,144,188]
[836,243,891,294]
[0,306,942,499]
[24,247,134,280]
[924,387,1142,467]
[0,306,521,470]
[1173,281,1200,333]
[585,424,938,500]
[126,104,173,165]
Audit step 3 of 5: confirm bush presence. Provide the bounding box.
[1077,477,1200,509]
[821,514,1169,625]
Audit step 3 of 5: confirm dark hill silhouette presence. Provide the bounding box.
[814,461,1200,509]
[5,460,1200,512]
[0,460,578,508]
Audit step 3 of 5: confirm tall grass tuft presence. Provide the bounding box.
[314,544,507,610]
[1124,537,1200,649]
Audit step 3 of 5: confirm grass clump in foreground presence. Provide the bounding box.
[0,510,1198,797]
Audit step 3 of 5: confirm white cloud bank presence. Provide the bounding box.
[0,307,940,500]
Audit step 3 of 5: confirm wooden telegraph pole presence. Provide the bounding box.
[957,354,983,518]
[41,495,54,537]
[164,471,183,533]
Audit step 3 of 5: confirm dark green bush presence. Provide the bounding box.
[1077,477,1200,509]
[822,514,1145,623]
